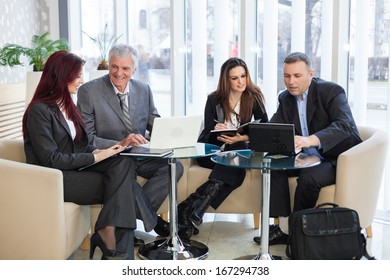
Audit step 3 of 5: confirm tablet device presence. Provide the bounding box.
[248,123,296,156]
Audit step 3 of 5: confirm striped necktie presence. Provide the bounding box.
[117,93,133,134]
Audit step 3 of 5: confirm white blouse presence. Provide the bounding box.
[227,101,241,128]
[60,108,76,140]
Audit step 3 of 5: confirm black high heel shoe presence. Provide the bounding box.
[89,232,128,260]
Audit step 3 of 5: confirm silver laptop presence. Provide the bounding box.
[248,123,296,156]
[149,115,203,149]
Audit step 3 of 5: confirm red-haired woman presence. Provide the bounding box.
[22,50,156,260]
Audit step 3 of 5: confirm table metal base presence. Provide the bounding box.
[235,254,276,260]
[138,237,209,260]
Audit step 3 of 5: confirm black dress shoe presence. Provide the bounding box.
[154,216,170,237]
[253,225,288,245]
[193,226,199,235]
[253,224,279,244]
[134,236,145,246]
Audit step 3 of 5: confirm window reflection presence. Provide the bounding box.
[349,0,390,215]
[185,0,239,115]
[80,0,114,72]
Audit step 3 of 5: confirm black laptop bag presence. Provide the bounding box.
[286,203,374,260]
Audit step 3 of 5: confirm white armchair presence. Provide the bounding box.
[0,139,91,259]
[288,126,389,237]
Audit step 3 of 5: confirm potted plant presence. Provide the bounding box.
[0,32,69,105]
[83,23,122,71]
[0,32,69,71]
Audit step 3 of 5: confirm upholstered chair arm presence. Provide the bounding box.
[334,127,388,229]
[0,159,68,259]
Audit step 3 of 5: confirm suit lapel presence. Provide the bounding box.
[285,95,302,135]
[50,105,76,150]
[51,105,72,137]
[306,82,317,132]
[127,81,136,123]
[216,104,224,122]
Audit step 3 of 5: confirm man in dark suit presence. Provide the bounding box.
[77,44,184,242]
[254,52,362,245]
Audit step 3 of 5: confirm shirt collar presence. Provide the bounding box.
[295,90,308,102]
[110,80,129,95]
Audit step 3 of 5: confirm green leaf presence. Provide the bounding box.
[0,32,69,71]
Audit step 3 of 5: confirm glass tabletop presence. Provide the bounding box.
[168,143,220,159]
[211,149,321,170]
[120,143,220,160]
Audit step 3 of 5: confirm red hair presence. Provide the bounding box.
[23,50,86,141]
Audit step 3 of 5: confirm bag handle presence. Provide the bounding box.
[315,202,339,209]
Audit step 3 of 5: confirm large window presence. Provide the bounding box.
[349,0,390,218]
[257,0,324,114]
[126,1,171,117]
[256,0,390,219]
[185,0,239,116]
[71,0,172,116]
[79,0,114,72]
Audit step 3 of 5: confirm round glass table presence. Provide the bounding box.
[211,150,320,260]
[137,143,220,260]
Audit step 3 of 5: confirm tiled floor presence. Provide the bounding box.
[69,213,390,260]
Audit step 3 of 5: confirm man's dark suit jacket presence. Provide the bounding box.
[270,77,362,161]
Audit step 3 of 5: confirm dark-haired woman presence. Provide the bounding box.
[178,57,269,239]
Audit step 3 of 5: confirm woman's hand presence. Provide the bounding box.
[93,144,126,163]
[214,122,230,130]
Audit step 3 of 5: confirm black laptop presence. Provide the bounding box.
[248,123,296,156]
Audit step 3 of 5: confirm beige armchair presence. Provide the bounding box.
[288,126,389,237]
[186,159,262,229]
[0,139,91,259]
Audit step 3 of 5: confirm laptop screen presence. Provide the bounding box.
[248,123,295,156]
[149,115,203,149]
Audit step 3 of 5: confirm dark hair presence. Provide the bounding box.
[23,50,86,141]
[216,57,265,123]
[284,52,312,69]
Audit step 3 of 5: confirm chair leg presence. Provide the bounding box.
[366,225,373,238]
[161,212,169,222]
[253,213,260,229]
[80,234,90,251]
[253,215,280,229]
[80,226,95,251]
